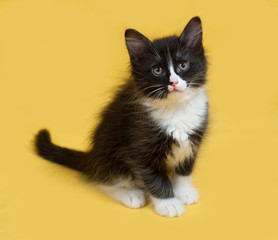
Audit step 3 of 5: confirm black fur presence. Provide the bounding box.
[35,129,86,171]
[34,16,208,200]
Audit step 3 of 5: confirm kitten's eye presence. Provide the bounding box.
[152,67,163,76]
[178,62,188,71]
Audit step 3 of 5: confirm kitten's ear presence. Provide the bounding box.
[125,29,152,61]
[180,17,203,51]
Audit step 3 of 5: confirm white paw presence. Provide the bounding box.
[174,186,199,205]
[172,175,199,205]
[152,197,185,217]
[121,189,146,208]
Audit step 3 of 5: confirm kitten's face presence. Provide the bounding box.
[125,17,207,100]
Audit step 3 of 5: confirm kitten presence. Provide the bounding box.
[34,16,208,218]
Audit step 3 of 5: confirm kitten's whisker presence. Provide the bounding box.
[146,87,165,98]
[153,90,163,99]
[154,90,166,99]
[141,84,164,92]
[126,84,164,104]
[135,84,164,98]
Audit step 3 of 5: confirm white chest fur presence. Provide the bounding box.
[144,87,208,169]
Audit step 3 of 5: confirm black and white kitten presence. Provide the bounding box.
[35,16,208,218]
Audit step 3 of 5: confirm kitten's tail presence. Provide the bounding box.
[34,129,86,172]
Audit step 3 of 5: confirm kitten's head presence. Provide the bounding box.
[125,17,207,100]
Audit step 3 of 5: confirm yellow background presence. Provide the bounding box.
[1,0,278,239]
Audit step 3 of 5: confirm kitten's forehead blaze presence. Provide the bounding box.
[151,36,181,65]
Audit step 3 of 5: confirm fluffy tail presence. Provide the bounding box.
[34,129,86,172]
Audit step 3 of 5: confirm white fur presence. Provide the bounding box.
[172,175,199,205]
[168,65,187,92]
[144,87,208,169]
[151,196,185,217]
[98,181,146,209]
[168,85,174,92]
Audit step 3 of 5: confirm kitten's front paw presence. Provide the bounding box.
[174,186,199,205]
[152,197,185,217]
[121,189,146,208]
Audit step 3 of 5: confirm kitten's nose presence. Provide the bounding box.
[171,81,178,87]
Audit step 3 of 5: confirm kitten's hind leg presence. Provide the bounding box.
[98,180,146,209]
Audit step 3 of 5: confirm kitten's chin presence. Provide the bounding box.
[168,85,187,93]
[167,87,197,103]
[142,87,205,109]
[171,88,186,94]
[171,89,182,93]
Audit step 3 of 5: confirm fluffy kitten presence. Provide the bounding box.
[35,16,208,217]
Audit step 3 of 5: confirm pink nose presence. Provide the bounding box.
[171,81,178,87]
